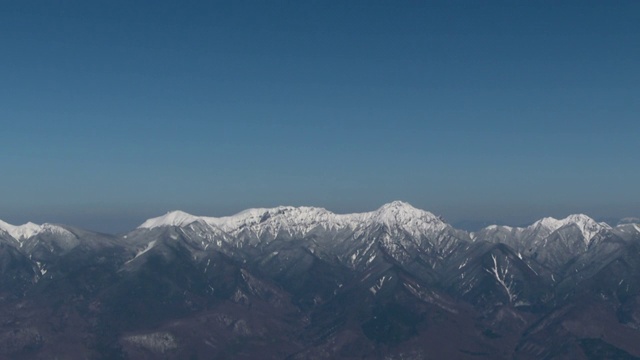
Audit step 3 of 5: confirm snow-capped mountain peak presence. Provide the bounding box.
[530,214,610,243]
[371,201,440,225]
[531,217,561,231]
[374,201,424,216]
[361,201,448,238]
[136,201,450,238]
[562,214,611,243]
[0,220,72,243]
[0,219,42,240]
[137,206,350,236]
[138,210,201,229]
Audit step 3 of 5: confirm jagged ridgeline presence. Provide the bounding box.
[1,202,640,359]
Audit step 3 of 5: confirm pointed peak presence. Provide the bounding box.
[0,219,43,240]
[374,201,429,219]
[531,217,560,230]
[563,213,596,223]
[138,210,200,229]
[377,200,417,211]
[372,201,444,231]
[165,210,195,218]
[562,214,611,244]
[532,214,602,229]
[529,213,610,244]
[558,214,611,231]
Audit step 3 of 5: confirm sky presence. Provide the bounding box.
[1,1,639,233]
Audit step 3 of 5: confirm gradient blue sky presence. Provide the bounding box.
[2,1,639,232]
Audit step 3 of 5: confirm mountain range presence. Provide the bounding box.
[1,201,639,359]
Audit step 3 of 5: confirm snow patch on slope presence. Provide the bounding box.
[126,240,158,264]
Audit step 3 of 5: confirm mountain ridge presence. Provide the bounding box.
[2,201,635,241]
[1,201,640,359]
[133,201,626,236]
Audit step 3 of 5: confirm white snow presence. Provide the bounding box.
[0,219,42,241]
[35,261,47,276]
[136,201,447,239]
[137,203,612,249]
[533,217,563,232]
[369,275,390,295]
[476,213,611,246]
[125,240,157,264]
[138,211,201,229]
[0,220,71,245]
[530,214,610,243]
[133,204,622,266]
[485,254,517,303]
[366,201,446,237]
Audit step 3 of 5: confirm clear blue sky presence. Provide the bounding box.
[2,1,639,232]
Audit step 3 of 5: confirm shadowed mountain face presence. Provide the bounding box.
[1,202,640,359]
